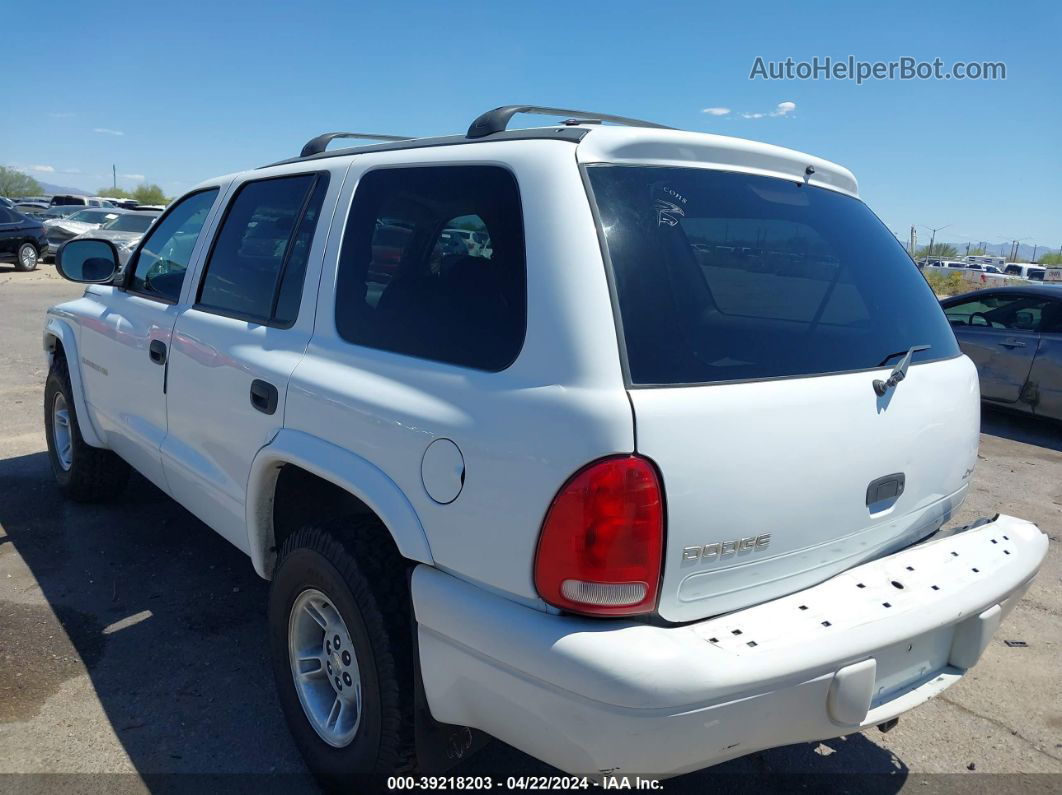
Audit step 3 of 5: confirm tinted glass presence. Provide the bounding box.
[335,166,525,371]
[0,208,15,223]
[198,174,326,324]
[587,165,960,385]
[944,293,1053,331]
[129,189,218,301]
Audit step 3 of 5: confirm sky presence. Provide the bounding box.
[3,0,1059,251]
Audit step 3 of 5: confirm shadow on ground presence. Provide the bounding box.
[981,406,1062,452]
[0,448,909,792]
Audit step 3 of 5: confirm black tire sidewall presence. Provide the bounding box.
[268,545,388,779]
[44,365,76,489]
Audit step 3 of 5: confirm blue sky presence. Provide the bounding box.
[3,0,1059,250]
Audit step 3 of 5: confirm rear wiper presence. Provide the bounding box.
[873,345,930,396]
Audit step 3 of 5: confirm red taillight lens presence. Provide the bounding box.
[534,455,664,616]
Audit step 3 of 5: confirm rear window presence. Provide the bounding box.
[586,165,960,385]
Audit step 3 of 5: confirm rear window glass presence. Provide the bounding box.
[586,165,959,385]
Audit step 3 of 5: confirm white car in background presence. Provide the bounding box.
[72,210,160,264]
[43,208,127,256]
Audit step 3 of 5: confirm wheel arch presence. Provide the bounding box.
[246,428,434,579]
[43,317,107,448]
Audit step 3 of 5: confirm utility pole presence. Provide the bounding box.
[1032,244,1038,262]
[909,225,917,255]
[919,223,951,262]
[112,165,117,190]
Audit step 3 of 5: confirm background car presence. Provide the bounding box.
[43,207,126,256]
[48,194,117,208]
[0,205,48,271]
[73,209,160,263]
[941,285,1062,421]
[0,197,15,209]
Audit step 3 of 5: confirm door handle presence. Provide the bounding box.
[148,339,167,364]
[999,338,1027,349]
[250,379,279,415]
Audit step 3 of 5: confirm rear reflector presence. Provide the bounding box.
[534,455,664,616]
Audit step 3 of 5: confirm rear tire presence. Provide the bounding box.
[44,356,130,501]
[15,242,39,272]
[268,519,416,785]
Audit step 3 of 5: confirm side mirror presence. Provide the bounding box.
[55,239,119,283]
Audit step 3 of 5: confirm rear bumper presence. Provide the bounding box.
[413,514,1047,777]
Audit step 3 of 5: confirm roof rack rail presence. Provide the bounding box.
[466,105,672,139]
[300,132,414,158]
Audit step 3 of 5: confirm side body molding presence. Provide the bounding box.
[245,428,434,578]
[43,315,106,449]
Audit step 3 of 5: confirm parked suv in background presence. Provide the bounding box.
[45,106,1047,782]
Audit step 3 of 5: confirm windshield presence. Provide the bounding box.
[586,165,960,385]
[102,214,156,232]
[68,210,120,225]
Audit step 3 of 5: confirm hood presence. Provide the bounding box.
[47,220,97,235]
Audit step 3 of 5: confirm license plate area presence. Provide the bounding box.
[870,626,954,706]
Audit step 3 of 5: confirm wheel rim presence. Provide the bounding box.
[19,244,38,269]
[52,393,73,471]
[288,588,362,747]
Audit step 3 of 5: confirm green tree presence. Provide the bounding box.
[131,183,169,205]
[916,243,958,259]
[96,186,132,199]
[1039,252,1062,266]
[0,166,43,198]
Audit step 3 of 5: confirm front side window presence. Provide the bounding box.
[196,173,328,325]
[944,294,1053,330]
[128,189,219,302]
[586,165,960,385]
[335,166,525,371]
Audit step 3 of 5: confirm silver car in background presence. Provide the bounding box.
[941,285,1062,421]
[72,209,161,264]
[43,208,127,256]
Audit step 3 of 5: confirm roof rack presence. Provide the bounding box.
[300,132,414,158]
[466,105,672,139]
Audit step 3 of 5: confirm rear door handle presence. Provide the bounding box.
[250,379,279,415]
[999,338,1027,348]
[148,339,167,364]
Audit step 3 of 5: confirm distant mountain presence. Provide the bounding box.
[36,180,95,197]
[940,240,1060,263]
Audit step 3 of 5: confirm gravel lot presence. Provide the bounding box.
[0,264,1059,793]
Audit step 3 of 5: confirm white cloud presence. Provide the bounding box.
[122,173,146,181]
[740,101,797,120]
[49,112,75,118]
[93,127,125,136]
[30,164,55,173]
[702,107,731,116]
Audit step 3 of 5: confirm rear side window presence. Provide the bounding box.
[586,165,960,385]
[198,173,329,325]
[335,166,525,371]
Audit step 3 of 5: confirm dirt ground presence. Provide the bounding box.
[0,264,1058,793]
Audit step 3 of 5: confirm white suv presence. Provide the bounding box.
[44,106,1047,782]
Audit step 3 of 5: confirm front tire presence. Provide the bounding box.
[44,357,130,501]
[268,520,416,784]
[15,242,39,271]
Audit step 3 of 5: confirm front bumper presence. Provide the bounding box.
[413,515,1047,777]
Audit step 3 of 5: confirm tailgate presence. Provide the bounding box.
[632,355,981,623]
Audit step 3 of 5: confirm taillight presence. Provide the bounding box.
[534,455,664,617]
